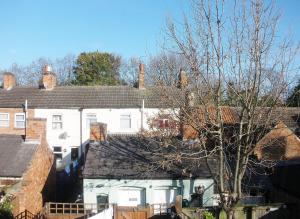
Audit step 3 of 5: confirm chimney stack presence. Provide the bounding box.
[25,118,47,143]
[42,65,57,90]
[178,69,188,89]
[90,122,107,142]
[2,72,16,90]
[138,63,145,90]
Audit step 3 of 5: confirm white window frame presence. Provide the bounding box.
[120,114,131,129]
[52,114,63,130]
[0,113,9,127]
[117,188,145,207]
[14,113,25,128]
[86,113,97,128]
[53,146,63,160]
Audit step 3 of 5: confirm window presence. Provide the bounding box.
[52,115,63,129]
[97,194,108,212]
[15,113,25,128]
[0,113,9,127]
[86,113,97,128]
[158,119,169,129]
[118,189,144,206]
[120,114,131,129]
[71,147,79,161]
[53,146,62,152]
[53,146,63,161]
[97,194,109,204]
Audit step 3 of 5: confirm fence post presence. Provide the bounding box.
[113,204,117,219]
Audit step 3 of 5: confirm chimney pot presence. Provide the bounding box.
[90,122,107,142]
[41,65,57,90]
[2,72,16,90]
[138,63,145,90]
[178,69,188,89]
[43,65,52,74]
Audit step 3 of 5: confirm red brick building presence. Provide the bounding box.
[0,118,55,215]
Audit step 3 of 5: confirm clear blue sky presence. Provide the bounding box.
[0,0,299,69]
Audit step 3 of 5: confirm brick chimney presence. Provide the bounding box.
[41,65,57,90]
[90,122,107,142]
[2,72,16,90]
[178,69,188,89]
[25,118,47,143]
[138,63,145,90]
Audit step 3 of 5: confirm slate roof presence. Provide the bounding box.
[0,135,37,177]
[83,135,216,179]
[0,86,181,109]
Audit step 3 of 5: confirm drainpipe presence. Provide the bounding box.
[141,99,144,132]
[23,99,28,138]
[79,107,83,164]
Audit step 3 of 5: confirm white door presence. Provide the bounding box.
[153,189,180,204]
[118,189,143,206]
[153,189,167,204]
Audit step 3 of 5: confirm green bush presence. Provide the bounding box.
[0,198,13,219]
[203,210,215,219]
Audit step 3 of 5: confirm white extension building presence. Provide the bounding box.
[83,133,217,208]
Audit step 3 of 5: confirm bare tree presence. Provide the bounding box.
[120,53,188,87]
[148,0,300,218]
[147,52,189,86]
[120,57,141,86]
[1,55,76,86]
[53,54,76,85]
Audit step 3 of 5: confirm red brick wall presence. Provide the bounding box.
[0,108,34,135]
[8,118,55,215]
[26,118,46,140]
[12,138,55,215]
[42,73,57,90]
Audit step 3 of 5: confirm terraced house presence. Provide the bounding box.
[0,64,179,169]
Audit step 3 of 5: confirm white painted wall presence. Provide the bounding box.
[83,178,215,207]
[88,206,114,219]
[34,108,162,165]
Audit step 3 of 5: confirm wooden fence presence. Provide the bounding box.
[14,210,44,219]
[44,202,108,216]
[115,206,153,219]
[43,202,172,219]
